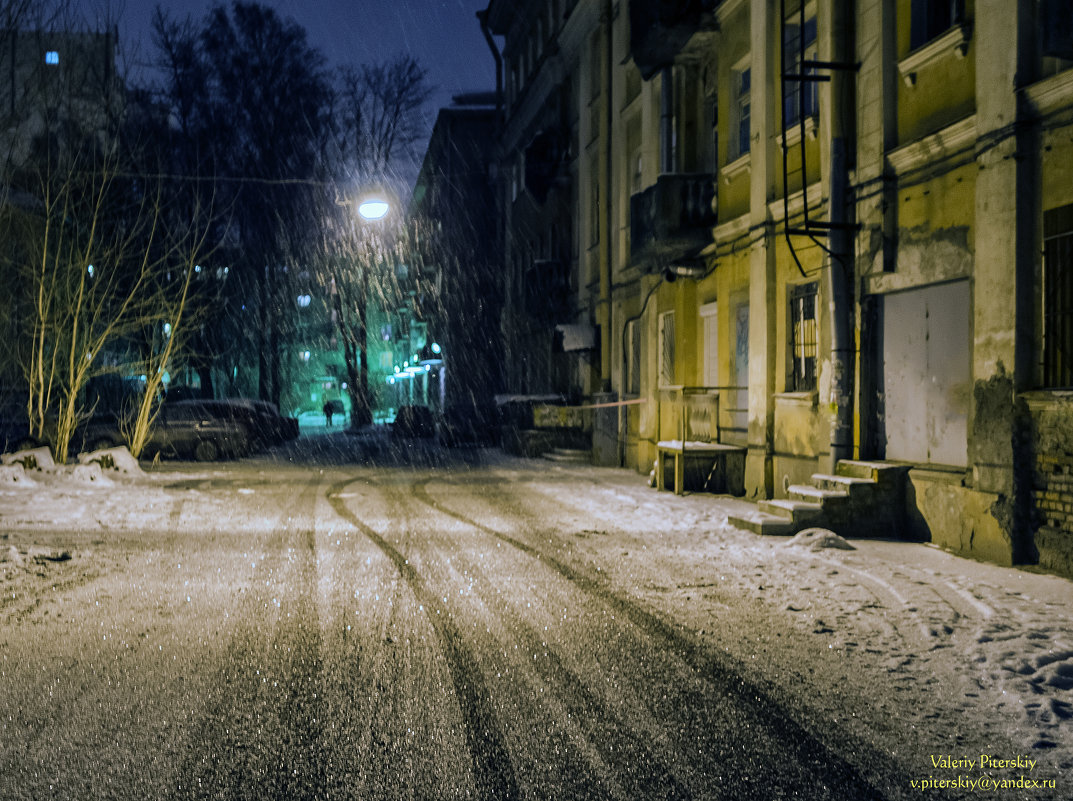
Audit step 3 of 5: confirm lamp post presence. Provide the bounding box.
[335,189,392,429]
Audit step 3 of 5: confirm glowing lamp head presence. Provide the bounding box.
[358,199,390,220]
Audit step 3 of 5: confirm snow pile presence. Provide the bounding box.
[2,445,55,471]
[70,462,114,485]
[0,463,35,485]
[78,445,144,475]
[785,527,856,551]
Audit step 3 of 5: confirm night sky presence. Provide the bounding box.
[93,0,497,110]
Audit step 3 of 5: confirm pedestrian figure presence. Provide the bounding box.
[323,400,334,427]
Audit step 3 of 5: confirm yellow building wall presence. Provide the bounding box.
[776,134,821,200]
[896,1,976,143]
[1042,127,1073,210]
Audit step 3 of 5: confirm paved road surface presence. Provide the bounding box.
[0,463,900,799]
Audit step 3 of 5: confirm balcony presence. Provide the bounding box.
[629,0,719,79]
[630,173,717,273]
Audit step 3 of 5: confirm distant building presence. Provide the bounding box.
[411,94,502,420]
[0,27,121,416]
[0,27,120,166]
[479,0,1073,575]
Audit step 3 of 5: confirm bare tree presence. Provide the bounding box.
[122,200,214,458]
[334,56,432,183]
[322,55,432,426]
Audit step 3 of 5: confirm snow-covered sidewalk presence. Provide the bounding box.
[502,459,1073,797]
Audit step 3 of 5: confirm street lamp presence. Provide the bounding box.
[358,198,390,221]
[346,190,392,428]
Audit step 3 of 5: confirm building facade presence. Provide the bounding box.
[411,97,503,426]
[482,0,1073,574]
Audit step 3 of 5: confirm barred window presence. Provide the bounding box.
[1043,205,1073,388]
[789,282,818,391]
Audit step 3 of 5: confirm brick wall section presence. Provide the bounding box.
[1035,454,1073,531]
[1027,394,1073,575]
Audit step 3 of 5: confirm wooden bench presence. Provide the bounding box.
[656,440,746,496]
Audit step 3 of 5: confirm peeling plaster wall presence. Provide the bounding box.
[906,471,1014,565]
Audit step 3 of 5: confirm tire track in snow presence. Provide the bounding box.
[172,476,328,799]
[391,487,693,800]
[326,476,520,801]
[410,477,895,800]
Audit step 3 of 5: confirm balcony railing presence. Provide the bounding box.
[630,173,718,273]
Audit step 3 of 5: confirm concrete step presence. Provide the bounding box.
[811,473,878,495]
[835,460,911,484]
[727,510,797,536]
[787,484,850,506]
[758,498,824,524]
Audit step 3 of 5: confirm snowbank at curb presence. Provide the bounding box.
[77,445,144,475]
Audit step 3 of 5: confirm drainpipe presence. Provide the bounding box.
[599,0,614,392]
[477,10,503,118]
[826,0,854,471]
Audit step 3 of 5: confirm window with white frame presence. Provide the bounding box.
[782,11,818,128]
[731,62,751,159]
[658,311,676,387]
[700,302,719,387]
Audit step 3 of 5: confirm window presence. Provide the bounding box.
[709,92,719,173]
[589,31,601,99]
[700,302,719,387]
[625,319,641,395]
[1043,205,1073,388]
[589,153,600,246]
[658,311,676,387]
[910,0,965,51]
[732,65,751,158]
[44,50,59,65]
[789,282,818,391]
[631,152,643,193]
[1040,0,1073,77]
[783,15,818,127]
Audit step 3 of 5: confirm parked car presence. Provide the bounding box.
[392,405,436,438]
[170,399,269,452]
[440,403,499,447]
[0,418,39,454]
[79,402,250,461]
[242,399,299,443]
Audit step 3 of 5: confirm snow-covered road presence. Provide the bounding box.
[0,439,1070,799]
